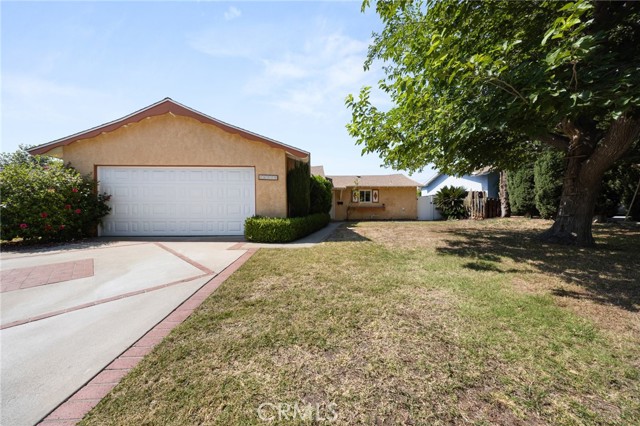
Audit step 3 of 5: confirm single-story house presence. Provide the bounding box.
[421,167,499,198]
[28,98,310,236]
[319,173,421,221]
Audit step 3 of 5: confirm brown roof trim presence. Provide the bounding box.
[28,98,310,159]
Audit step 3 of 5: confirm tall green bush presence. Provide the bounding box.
[0,161,111,242]
[309,175,333,214]
[507,165,538,216]
[434,185,468,219]
[534,150,564,219]
[286,161,310,217]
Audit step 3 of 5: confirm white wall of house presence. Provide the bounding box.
[422,173,499,198]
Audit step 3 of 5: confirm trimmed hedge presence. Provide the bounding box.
[244,213,330,243]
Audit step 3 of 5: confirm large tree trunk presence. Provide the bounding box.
[499,170,511,217]
[541,115,640,246]
[542,158,602,246]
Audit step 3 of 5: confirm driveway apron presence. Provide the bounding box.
[0,241,245,426]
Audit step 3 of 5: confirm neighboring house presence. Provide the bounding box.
[320,173,421,221]
[310,165,325,178]
[421,167,499,198]
[28,98,309,236]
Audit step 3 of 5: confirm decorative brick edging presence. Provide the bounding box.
[1,259,94,293]
[153,242,215,274]
[36,248,257,425]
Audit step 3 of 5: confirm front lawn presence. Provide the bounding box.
[81,219,640,425]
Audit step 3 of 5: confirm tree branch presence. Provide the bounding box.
[585,115,640,178]
[485,78,528,104]
[538,132,570,151]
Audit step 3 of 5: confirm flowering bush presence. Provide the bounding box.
[0,161,111,243]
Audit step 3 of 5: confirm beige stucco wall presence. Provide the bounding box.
[60,114,290,217]
[332,186,417,221]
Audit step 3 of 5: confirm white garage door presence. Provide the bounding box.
[97,166,255,236]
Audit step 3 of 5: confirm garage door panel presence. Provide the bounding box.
[98,167,256,236]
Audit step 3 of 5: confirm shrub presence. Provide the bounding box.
[310,175,333,214]
[0,161,111,243]
[287,162,310,217]
[507,165,538,216]
[244,213,330,243]
[534,149,564,219]
[434,185,468,219]
[596,161,640,220]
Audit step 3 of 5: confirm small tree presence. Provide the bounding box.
[310,175,333,214]
[507,166,538,216]
[534,149,564,219]
[0,144,58,167]
[1,161,111,243]
[286,161,310,217]
[434,185,468,220]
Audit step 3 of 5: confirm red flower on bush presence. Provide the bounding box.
[44,224,53,231]
[72,188,79,193]
[20,223,28,229]
[75,209,82,214]
[65,204,72,210]
[41,212,48,218]
[59,225,66,230]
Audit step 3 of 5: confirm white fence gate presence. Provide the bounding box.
[417,195,441,221]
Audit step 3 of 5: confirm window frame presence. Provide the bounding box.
[359,189,372,203]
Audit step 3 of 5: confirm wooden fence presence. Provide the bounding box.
[465,191,501,219]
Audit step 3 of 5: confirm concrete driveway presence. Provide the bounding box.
[0,240,248,426]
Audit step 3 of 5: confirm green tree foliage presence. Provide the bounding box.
[348,0,640,245]
[286,162,310,217]
[596,164,640,220]
[507,166,537,217]
[1,161,111,243]
[0,144,58,167]
[534,149,565,219]
[434,185,468,219]
[309,175,333,214]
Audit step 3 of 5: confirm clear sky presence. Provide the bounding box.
[1,1,436,183]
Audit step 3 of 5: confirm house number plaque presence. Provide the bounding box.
[258,174,279,181]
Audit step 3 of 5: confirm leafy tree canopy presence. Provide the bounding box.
[347,0,640,245]
[348,0,638,174]
[0,144,59,168]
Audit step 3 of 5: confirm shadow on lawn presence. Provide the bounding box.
[325,223,371,243]
[436,224,640,312]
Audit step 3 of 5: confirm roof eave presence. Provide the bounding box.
[28,98,310,160]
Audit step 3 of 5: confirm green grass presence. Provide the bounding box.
[80,219,640,425]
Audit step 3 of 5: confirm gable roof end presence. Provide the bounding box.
[27,98,310,159]
[310,165,325,178]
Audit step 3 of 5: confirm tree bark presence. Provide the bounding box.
[499,170,511,217]
[541,115,640,246]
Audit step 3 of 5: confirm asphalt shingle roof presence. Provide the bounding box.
[327,174,421,189]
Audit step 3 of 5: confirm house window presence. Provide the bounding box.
[359,190,372,203]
